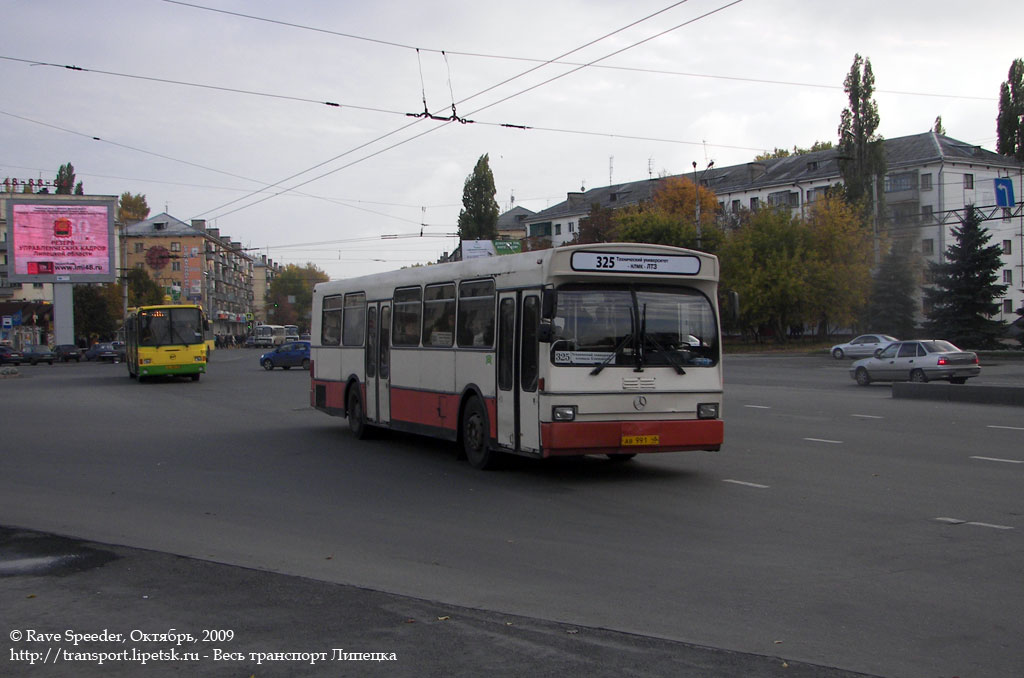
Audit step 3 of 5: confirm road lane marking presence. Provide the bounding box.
[935,517,1014,530]
[744,405,771,409]
[804,437,843,444]
[851,414,883,419]
[970,456,1024,464]
[723,479,770,489]
[987,425,1024,431]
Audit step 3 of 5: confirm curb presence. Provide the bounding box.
[892,382,1024,407]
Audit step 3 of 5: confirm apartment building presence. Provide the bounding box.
[523,132,1024,324]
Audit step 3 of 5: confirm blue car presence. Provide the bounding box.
[260,341,310,370]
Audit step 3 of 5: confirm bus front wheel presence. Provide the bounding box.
[462,397,497,470]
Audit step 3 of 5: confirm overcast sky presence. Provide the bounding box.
[2,0,1021,279]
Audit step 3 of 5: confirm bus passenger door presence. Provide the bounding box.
[377,303,391,424]
[496,291,540,453]
[365,306,378,422]
[365,302,391,425]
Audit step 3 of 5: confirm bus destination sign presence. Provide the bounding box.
[571,251,701,275]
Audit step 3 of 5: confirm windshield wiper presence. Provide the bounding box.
[589,332,635,376]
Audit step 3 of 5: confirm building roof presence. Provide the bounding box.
[526,132,1023,222]
[123,212,203,237]
[496,206,534,231]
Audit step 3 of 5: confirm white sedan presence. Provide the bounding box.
[831,334,898,359]
[850,340,980,385]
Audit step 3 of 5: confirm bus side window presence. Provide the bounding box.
[366,307,377,379]
[322,296,343,346]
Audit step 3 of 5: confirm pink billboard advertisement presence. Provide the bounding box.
[7,199,116,283]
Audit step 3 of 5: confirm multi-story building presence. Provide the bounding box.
[252,254,283,325]
[123,214,255,337]
[523,132,1024,325]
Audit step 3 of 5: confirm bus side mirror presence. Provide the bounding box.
[542,289,556,319]
[538,322,555,343]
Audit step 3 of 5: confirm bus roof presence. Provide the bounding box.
[314,243,718,300]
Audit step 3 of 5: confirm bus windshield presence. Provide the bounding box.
[550,285,718,370]
[139,307,205,347]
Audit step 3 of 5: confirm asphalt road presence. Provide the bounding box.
[1,350,1021,677]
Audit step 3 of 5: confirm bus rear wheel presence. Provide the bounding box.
[462,397,497,470]
[347,387,369,439]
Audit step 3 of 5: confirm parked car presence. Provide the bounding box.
[0,346,24,365]
[84,342,125,363]
[831,334,898,359]
[54,344,82,362]
[850,340,980,386]
[260,341,310,370]
[22,344,56,365]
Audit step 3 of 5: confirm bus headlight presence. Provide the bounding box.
[697,403,719,419]
[552,406,577,422]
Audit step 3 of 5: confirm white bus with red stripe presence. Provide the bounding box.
[310,242,724,469]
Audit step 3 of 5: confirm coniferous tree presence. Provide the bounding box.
[837,55,886,208]
[996,58,1024,161]
[54,163,76,194]
[457,154,499,241]
[923,206,1008,348]
[868,247,918,338]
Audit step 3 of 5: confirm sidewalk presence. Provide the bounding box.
[1,526,878,678]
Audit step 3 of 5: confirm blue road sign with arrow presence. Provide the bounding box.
[994,178,1015,207]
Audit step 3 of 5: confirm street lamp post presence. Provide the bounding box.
[692,160,714,249]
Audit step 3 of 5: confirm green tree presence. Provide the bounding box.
[996,58,1024,161]
[119,192,151,222]
[457,154,499,240]
[267,263,329,329]
[923,206,1009,348]
[868,246,918,338]
[576,202,618,244]
[73,284,119,341]
[754,141,833,161]
[125,268,164,307]
[719,208,811,342]
[837,54,886,207]
[54,163,77,195]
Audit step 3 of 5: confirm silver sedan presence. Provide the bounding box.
[850,340,980,385]
[830,334,898,359]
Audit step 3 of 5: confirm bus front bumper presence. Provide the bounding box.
[540,418,723,456]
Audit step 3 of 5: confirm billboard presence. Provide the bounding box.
[6,197,117,283]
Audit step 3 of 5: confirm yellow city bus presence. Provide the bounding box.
[125,304,210,382]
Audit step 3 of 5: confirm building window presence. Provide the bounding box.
[750,197,759,210]
[170,242,181,252]
[134,242,145,253]
[884,173,916,193]
[568,222,576,233]
[1003,270,1013,284]
[1005,300,1015,314]
[921,205,934,223]
[731,200,740,214]
[920,173,932,190]
[963,174,974,189]
[171,261,181,271]
[554,224,561,236]
[921,239,934,256]
[1003,240,1013,254]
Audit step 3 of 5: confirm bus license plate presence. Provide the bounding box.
[622,435,659,447]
